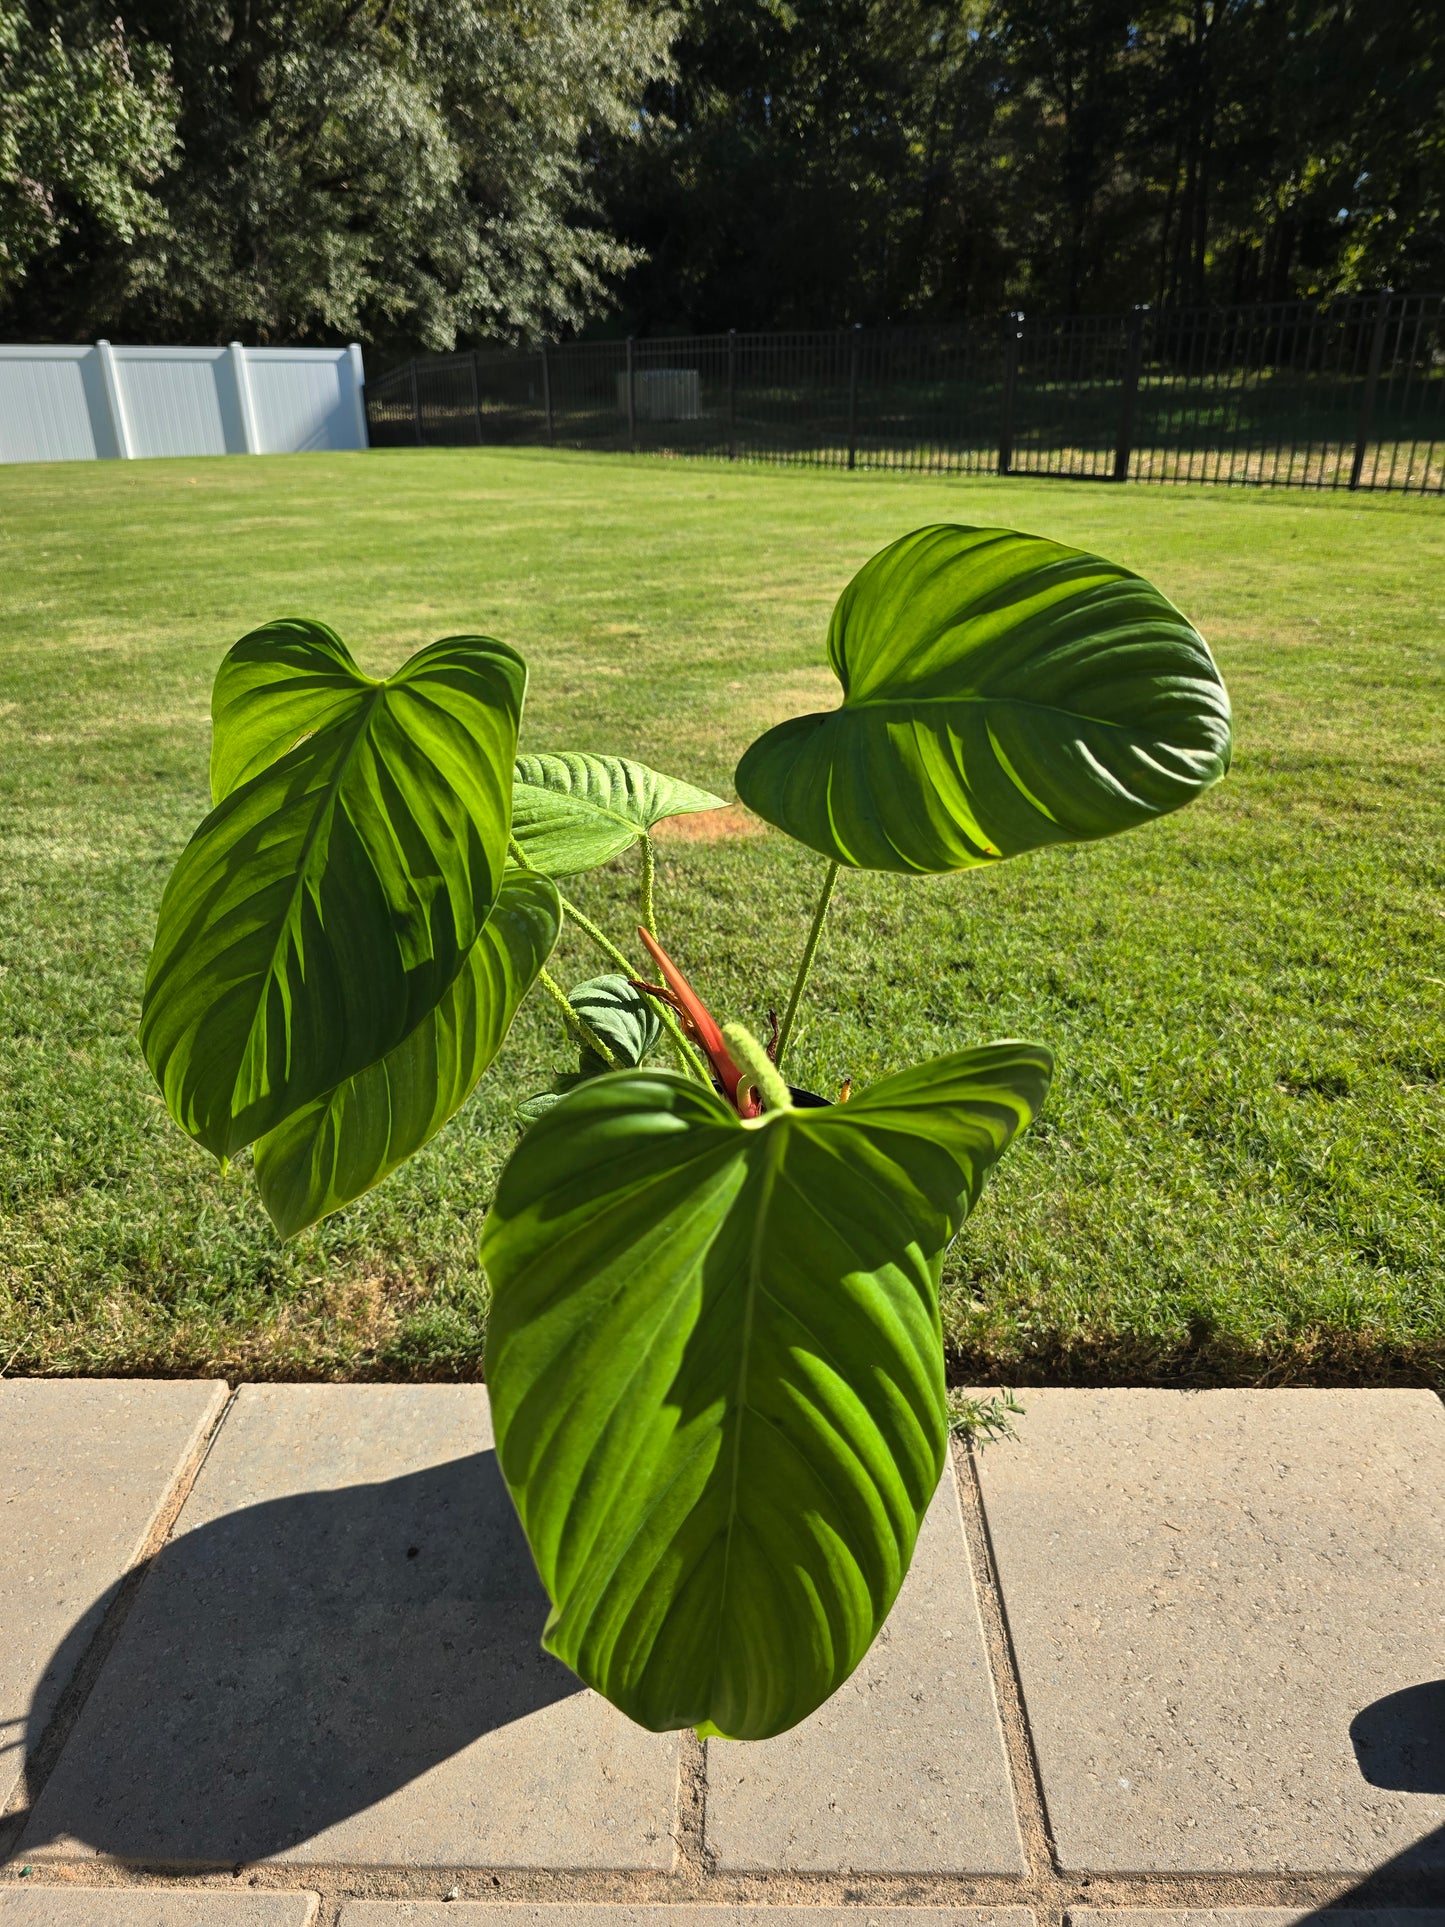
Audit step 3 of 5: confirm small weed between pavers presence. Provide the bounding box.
[947,1388,1027,1446]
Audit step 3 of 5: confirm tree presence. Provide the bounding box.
[4,0,676,348]
[601,0,1443,329]
[0,3,176,307]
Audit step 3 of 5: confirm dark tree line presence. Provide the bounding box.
[604,0,1445,330]
[2,0,1440,347]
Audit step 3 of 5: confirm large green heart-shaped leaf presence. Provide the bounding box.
[481,1041,1052,1741]
[511,752,725,877]
[734,524,1232,874]
[253,867,561,1237]
[142,632,524,1160]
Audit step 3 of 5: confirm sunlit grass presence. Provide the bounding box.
[1,447,1441,1383]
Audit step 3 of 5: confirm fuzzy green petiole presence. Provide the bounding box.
[640,833,657,937]
[535,964,625,1070]
[776,859,840,1069]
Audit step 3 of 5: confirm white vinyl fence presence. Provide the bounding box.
[0,341,368,464]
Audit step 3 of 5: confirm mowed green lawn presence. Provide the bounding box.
[1,448,1441,1384]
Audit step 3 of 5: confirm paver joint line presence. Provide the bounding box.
[951,1435,1058,1884]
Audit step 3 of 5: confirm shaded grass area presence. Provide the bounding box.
[1,448,1441,1384]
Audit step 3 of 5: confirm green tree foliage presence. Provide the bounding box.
[3,0,675,345]
[604,0,1445,327]
[3,0,1438,343]
[0,3,176,301]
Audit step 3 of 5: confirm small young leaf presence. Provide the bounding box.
[482,1041,1052,1741]
[514,975,660,1124]
[735,524,1232,874]
[567,974,661,1068]
[514,1087,573,1125]
[511,752,724,877]
[142,632,524,1159]
[253,867,561,1237]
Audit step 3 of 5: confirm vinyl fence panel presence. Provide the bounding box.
[245,347,369,453]
[0,342,368,464]
[0,346,117,463]
[111,346,240,458]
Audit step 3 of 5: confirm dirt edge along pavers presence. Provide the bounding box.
[971,1388,1445,1876]
[337,1908,1037,1926]
[0,1889,319,1925]
[703,1468,1026,1874]
[0,1379,230,1816]
[19,1385,679,1871]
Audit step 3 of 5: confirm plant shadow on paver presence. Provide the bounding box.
[16,1450,584,1866]
[1312,1681,1445,1900]
[1351,1680,1445,1801]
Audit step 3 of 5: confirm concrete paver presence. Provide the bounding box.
[0,1379,228,1810]
[20,1387,678,1870]
[0,1892,316,1926]
[704,1470,1025,1873]
[974,1389,1445,1874]
[339,1908,1035,1927]
[1068,1913,1445,1927]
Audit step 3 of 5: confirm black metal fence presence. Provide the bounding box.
[365,293,1445,493]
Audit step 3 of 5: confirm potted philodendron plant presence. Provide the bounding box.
[142,523,1232,1741]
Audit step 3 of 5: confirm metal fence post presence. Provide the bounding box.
[468,350,482,445]
[846,324,862,470]
[1113,306,1147,482]
[625,337,636,453]
[408,358,421,445]
[727,329,737,459]
[998,313,1023,475]
[540,342,554,443]
[1350,289,1393,491]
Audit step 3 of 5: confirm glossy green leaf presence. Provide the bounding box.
[568,973,662,1068]
[514,1083,581,1125]
[142,632,524,1159]
[210,618,379,804]
[253,867,561,1237]
[511,752,725,877]
[734,523,1232,874]
[515,974,660,1124]
[482,1041,1052,1740]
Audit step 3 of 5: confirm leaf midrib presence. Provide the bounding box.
[232,682,387,1118]
[710,1119,784,1707]
[835,690,1205,738]
[515,775,642,837]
